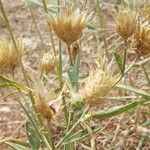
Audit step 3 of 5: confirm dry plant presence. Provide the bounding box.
[0,0,149,150]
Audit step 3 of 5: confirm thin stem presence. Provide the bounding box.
[47,119,55,150]
[123,40,128,74]
[42,0,48,12]
[0,0,30,87]
[0,0,18,52]
[12,90,51,149]
[42,0,56,56]
[67,44,73,66]
[142,64,150,85]
[96,0,108,56]
[56,106,90,148]
[47,23,57,56]
[26,1,45,53]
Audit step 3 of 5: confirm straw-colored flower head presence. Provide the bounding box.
[40,52,58,74]
[134,26,150,56]
[81,59,117,106]
[48,8,90,45]
[116,9,138,40]
[34,82,55,119]
[0,38,23,72]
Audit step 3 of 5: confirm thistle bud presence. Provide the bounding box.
[116,9,138,40]
[40,52,57,74]
[81,59,117,106]
[34,83,55,119]
[48,7,90,46]
[134,26,150,56]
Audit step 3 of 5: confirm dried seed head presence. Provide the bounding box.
[48,8,90,45]
[81,59,117,106]
[40,52,58,74]
[0,38,23,72]
[134,26,150,56]
[34,83,55,119]
[116,9,138,40]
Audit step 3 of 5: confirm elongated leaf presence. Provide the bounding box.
[116,83,150,100]
[85,100,146,120]
[114,53,123,73]
[0,75,30,92]
[0,83,12,89]
[26,122,40,150]
[68,54,80,90]
[61,125,100,145]
[68,66,78,90]
[5,142,29,150]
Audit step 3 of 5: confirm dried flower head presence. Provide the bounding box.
[40,52,58,74]
[116,9,138,40]
[34,82,55,119]
[48,8,90,45]
[81,59,117,106]
[134,26,150,56]
[0,38,23,72]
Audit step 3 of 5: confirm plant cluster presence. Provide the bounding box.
[0,0,149,149]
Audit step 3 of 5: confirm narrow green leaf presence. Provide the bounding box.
[61,125,100,145]
[26,122,40,150]
[68,66,78,89]
[0,75,30,92]
[68,54,80,90]
[116,83,150,100]
[85,100,146,120]
[0,83,12,89]
[114,53,123,73]
[5,142,28,150]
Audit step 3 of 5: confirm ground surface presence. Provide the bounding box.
[0,0,150,150]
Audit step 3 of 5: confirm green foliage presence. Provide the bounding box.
[26,122,41,150]
[114,53,124,74]
[61,125,100,145]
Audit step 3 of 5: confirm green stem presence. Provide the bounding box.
[0,0,29,87]
[142,64,150,85]
[13,91,51,149]
[56,106,90,148]
[67,44,73,66]
[26,1,45,53]
[42,0,56,56]
[96,0,108,56]
[42,0,48,12]
[123,40,127,74]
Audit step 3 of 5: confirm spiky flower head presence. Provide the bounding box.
[0,38,23,72]
[116,9,138,40]
[48,7,90,45]
[81,58,117,106]
[40,52,58,74]
[34,82,55,119]
[134,26,150,56]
